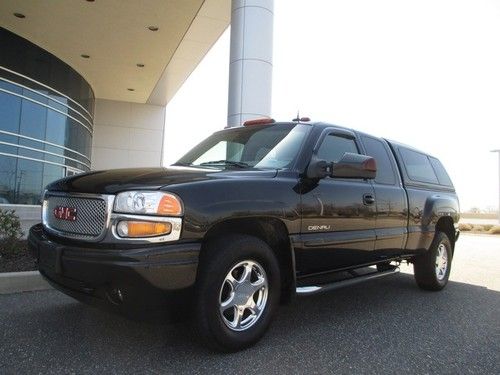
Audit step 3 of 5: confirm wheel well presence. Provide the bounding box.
[201,217,295,303]
[436,217,455,252]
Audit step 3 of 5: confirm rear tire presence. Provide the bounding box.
[376,262,393,272]
[194,234,280,352]
[413,231,452,291]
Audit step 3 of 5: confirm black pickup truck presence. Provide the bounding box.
[29,119,460,351]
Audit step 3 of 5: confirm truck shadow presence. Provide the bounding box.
[4,273,500,373]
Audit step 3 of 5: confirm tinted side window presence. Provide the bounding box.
[362,136,396,185]
[317,134,358,163]
[429,157,453,187]
[400,148,438,184]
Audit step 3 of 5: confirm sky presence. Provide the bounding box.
[164,0,500,212]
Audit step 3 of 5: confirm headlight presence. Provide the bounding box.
[114,191,183,216]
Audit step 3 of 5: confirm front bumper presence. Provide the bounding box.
[28,224,200,314]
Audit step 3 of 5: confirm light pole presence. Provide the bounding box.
[492,149,500,224]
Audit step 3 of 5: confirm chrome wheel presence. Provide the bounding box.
[219,260,268,332]
[435,243,448,281]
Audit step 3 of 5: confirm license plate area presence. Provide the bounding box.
[39,243,62,275]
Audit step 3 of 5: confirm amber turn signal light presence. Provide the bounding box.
[116,221,172,238]
[157,194,183,216]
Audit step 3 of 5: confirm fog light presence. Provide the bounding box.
[116,221,172,238]
[116,221,129,237]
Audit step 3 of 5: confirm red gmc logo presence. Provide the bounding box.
[53,206,77,221]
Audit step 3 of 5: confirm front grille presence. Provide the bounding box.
[44,194,108,240]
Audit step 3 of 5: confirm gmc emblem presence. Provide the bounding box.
[53,206,77,221]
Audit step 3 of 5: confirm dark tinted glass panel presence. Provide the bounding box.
[0,143,18,155]
[18,138,41,150]
[46,110,67,145]
[317,135,358,162]
[362,136,396,185]
[0,80,23,94]
[0,91,21,133]
[400,148,438,184]
[22,87,48,104]
[0,156,17,203]
[15,159,43,205]
[429,157,453,187]
[20,100,46,140]
[42,164,64,191]
[0,132,19,146]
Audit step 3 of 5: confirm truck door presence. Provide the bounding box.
[360,135,407,255]
[296,129,377,275]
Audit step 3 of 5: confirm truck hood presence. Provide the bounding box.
[46,166,278,194]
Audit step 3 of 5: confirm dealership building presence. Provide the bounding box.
[0,0,273,229]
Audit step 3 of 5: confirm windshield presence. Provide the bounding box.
[175,124,311,169]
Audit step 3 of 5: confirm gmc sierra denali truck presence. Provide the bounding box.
[29,119,460,352]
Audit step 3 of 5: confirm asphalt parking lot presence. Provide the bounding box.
[1,234,499,374]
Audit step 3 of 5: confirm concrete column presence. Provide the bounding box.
[227,0,274,127]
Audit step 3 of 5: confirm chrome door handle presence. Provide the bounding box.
[363,194,375,205]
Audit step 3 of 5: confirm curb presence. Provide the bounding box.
[0,271,52,295]
[460,232,500,237]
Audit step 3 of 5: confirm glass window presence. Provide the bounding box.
[317,134,358,163]
[18,138,43,155]
[22,87,48,105]
[0,156,17,204]
[400,148,439,184]
[46,110,67,145]
[429,157,453,187]
[19,99,46,140]
[177,124,311,169]
[1,26,96,204]
[83,132,92,159]
[15,159,43,205]
[256,126,310,169]
[0,91,21,133]
[193,141,244,165]
[362,136,396,185]
[0,80,23,94]
[42,164,64,192]
[0,132,19,148]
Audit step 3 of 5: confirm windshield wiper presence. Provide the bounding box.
[199,160,250,168]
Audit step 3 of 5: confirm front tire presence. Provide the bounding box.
[413,231,453,291]
[194,234,280,352]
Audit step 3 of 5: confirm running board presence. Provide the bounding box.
[296,267,400,296]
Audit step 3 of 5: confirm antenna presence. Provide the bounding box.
[293,110,300,122]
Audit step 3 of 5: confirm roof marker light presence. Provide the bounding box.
[243,118,276,126]
[292,116,311,122]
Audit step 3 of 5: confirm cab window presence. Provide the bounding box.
[429,157,453,187]
[362,136,396,185]
[400,148,439,184]
[317,134,358,163]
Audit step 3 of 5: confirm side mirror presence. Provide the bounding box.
[306,153,377,179]
[306,157,330,179]
[331,153,377,179]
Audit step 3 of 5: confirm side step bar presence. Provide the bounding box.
[296,267,400,296]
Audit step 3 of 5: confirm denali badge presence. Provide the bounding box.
[53,206,77,221]
[308,225,331,231]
